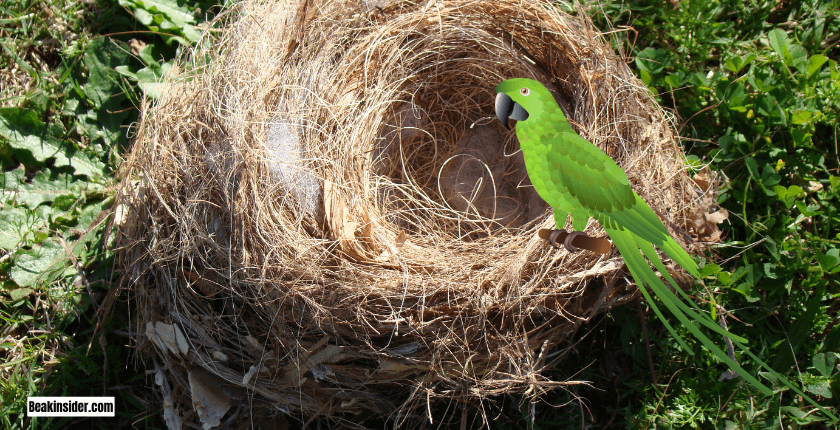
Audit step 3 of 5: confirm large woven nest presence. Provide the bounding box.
[116,0,721,428]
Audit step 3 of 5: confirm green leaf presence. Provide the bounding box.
[9,239,64,287]
[635,48,669,75]
[830,176,840,194]
[4,167,84,208]
[117,0,200,44]
[8,288,33,302]
[725,54,756,73]
[136,0,196,28]
[774,185,800,209]
[761,163,781,188]
[0,206,48,250]
[83,38,131,107]
[745,157,761,181]
[81,38,132,148]
[795,200,819,217]
[813,352,839,377]
[789,44,808,71]
[791,110,813,125]
[699,263,721,277]
[808,54,828,76]
[807,380,833,399]
[792,128,813,147]
[763,262,778,279]
[724,82,747,108]
[0,108,105,178]
[639,69,652,86]
[765,236,780,261]
[768,28,793,66]
[816,249,840,273]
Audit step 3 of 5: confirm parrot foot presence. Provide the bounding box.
[538,229,613,255]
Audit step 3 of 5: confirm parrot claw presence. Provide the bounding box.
[564,231,585,252]
[547,230,562,249]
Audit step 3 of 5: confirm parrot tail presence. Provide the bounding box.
[601,218,773,396]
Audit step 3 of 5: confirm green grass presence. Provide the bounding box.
[1,0,838,428]
[0,0,217,428]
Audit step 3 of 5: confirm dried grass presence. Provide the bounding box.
[115,0,718,427]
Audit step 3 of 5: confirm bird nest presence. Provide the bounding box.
[114,0,722,428]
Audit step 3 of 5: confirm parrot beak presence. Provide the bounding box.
[494,93,529,130]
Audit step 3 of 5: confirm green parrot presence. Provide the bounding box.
[494,78,838,421]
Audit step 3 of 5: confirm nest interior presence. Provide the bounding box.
[116,0,719,428]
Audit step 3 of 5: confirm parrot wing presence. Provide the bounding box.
[546,131,698,275]
[545,131,636,214]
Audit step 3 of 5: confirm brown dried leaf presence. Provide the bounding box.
[128,39,146,57]
[189,368,232,430]
[705,209,729,224]
[692,173,710,191]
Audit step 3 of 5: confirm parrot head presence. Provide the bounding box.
[494,78,555,130]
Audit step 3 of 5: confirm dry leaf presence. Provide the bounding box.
[163,395,182,430]
[128,38,147,56]
[189,368,232,430]
[809,181,823,192]
[153,322,187,356]
[705,209,729,224]
[395,230,407,248]
[692,173,710,191]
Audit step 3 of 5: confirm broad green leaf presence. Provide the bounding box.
[118,0,200,44]
[8,288,33,301]
[83,38,131,107]
[724,82,746,108]
[699,263,721,277]
[761,164,781,187]
[114,65,138,80]
[639,69,652,86]
[792,128,812,147]
[816,249,840,273]
[794,201,819,217]
[813,352,839,377]
[768,28,792,66]
[830,176,840,194]
[135,0,195,28]
[808,54,828,76]
[807,380,833,399]
[4,167,82,208]
[765,236,780,261]
[9,239,64,287]
[745,157,761,181]
[774,185,799,209]
[725,54,756,73]
[789,44,808,71]
[791,110,813,125]
[0,108,105,178]
[635,48,669,75]
[763,262,778,279]
[0,206,49,250]
[664,73,681,88]
[80,38,132,149]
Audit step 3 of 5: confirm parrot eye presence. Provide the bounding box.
[520,87,530,96]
